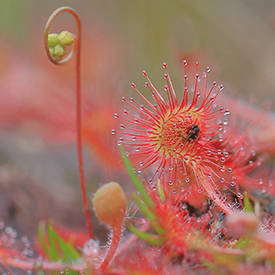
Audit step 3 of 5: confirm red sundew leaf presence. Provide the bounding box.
[128,177,226,256]
[0,245,23,260]
[216,93,275,151]
[214,92,275,194]
[120,146,224,251]
[0,226,31,264]
[117,62,239,213]
[151,197,213,254]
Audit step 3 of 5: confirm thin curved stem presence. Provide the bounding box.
[44,6,94,239]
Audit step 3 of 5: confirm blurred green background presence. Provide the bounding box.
[1,0,275,100]
[0,0,274,240]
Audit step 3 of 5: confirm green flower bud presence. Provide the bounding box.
[48,33,60,47]
[58,31,75,46]
[54,43,66,59]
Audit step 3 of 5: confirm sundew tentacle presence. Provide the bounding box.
[195,168,234,215]
[162,63,178,109]
[142,70,168,112]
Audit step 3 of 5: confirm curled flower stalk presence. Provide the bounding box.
[44,6,93,239]
[116,62,240,214]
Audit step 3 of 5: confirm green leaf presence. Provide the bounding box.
[133,193,165,235]
[47,221,60,261]
[133,193,156,220]
[49,226,81,262]
[243,192,253,212]
[38,221,55,260]
[157,179,165,203]
[119,145,155,208]
[233,236,250,249]
[128,223,165,245]
[120,145,166,236]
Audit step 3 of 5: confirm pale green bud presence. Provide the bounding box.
[54,43,66,59]
[48,33,60,47]
[58,31,75,46]
[49,47,55,56]
[157,179,165,203]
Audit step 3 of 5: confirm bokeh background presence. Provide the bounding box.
[0,0,274,242]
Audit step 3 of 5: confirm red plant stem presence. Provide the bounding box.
[44,6,94,239]
[99,225,122,272]
[5,258,84,272]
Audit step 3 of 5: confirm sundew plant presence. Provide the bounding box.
[2,5,275,275]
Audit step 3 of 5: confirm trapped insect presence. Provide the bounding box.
[182,124,200,142]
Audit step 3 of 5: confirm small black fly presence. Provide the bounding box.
[182,124,200,142]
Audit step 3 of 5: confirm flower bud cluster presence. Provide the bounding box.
[47,31,75,61]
